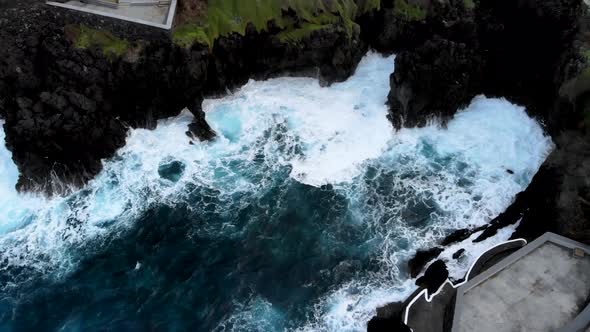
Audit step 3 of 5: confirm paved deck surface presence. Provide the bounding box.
[455,242,590,332]
[407,282,456,332]
[50,1,171,26]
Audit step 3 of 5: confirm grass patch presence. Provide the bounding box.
[66,24,130,58]
[173,0,380,48]
[583,49,590,63]
[277,22,331,43]
[173,24,211,48]
[393,0,427,21]
[463,0,476,10]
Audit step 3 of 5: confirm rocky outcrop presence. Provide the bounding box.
[367,301,411,332]
[0,1,366,194]
[370,1,590,329]
[385,0,584,129]
[416,260,448,294]
[408,246,443,278]
[476,0,583,125]
[387,37,483,128]
[359,0,475,54]
[381,0,590,248]
[367,316,411,332]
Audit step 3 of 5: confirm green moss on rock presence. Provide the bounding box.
[393,0,427,21]
[173,0,380,48]
[463,0,476,10]
[66,24,130,58]
[173,24,211,48]
[277,22,331,43]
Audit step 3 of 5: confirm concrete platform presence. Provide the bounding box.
[406,282,456,332]
[46,0,177,29]
[402,240,526,332]
[452,233,590,332]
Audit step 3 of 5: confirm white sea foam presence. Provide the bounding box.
[0,124,45,235]
[203,53,395,187]
[213,296,286,332]
[0,52,553,331]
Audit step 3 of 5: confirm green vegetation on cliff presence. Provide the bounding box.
[173,0,380,48]
[277,23,331,43]
[393,0,427,21]
[66,24,130,58]
[173,24,210,48]
[463,0,476,10]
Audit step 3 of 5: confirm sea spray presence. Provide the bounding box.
[0,53,552,331]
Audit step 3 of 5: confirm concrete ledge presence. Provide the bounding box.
[46,0,177,30]
[452,233,590,332]
[402,238,528,329]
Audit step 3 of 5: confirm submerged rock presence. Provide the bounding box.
[452,248,465,259]
[186,103,216,142]
[158,160,186,183]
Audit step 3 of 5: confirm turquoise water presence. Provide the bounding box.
[0,54,552,331]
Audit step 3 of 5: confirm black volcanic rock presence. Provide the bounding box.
[385,0,584,130]
[416,260,449,294]
[0,2,367,194]
[383,0,590,247]
[359,0,475,54]
[367,316,412,332]
[408,247,443,278]
[452,249,465,259]
[387,37,483,129]
[475,0,583,125]
[186,102,216,142]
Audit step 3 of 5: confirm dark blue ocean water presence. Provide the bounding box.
[0,54,551,331]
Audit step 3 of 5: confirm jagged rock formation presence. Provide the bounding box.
[387,37,483,128]
[383,0,590,247]
[359,0,475,53]
[386,0,584,128]
[370,0,590,330]
[0,1,367,194]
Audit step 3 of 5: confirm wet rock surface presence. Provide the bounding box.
[367,301,411,332]
[387,37,483,128]
[386,0,584,130]
[416,260,449,294]
[408,247,443,278]
[0,1,367,194]
[367,316,412,332]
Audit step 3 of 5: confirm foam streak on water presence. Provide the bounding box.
[0,53,552,331]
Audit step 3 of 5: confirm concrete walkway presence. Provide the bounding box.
[454,238,590,332]
[47,0,177,29]
[406,282,456,332]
